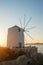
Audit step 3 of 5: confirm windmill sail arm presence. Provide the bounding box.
[25,31,33,40]
[25,30,29,32]
[24,14,25,30]
[25,26,36,30]
[25,16,32,28]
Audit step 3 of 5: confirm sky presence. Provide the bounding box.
[0,0,43,47]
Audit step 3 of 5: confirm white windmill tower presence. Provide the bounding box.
[7,15,35,49]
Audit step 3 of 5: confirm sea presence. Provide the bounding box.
[25,44,43,53]
[31,45,43,53]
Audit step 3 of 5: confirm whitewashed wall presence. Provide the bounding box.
[7,26,24,48]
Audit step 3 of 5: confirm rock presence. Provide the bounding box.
[16,55,28,65]
[0,60,16,65]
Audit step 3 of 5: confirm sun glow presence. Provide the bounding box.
[0,28,7,47]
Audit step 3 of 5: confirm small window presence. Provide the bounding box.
[18,28,21,32]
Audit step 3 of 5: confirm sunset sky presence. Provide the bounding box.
[0,0,43,46]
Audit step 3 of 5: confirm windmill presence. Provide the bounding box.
[7,15,35,49]
[19,15,35,46]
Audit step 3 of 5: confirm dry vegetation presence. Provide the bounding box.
[0,47,43,65]
[0,47,26,62]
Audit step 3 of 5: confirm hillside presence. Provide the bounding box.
[0,47,43,65]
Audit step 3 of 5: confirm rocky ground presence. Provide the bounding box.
[0,54,43,65]
[0,47,43,65]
